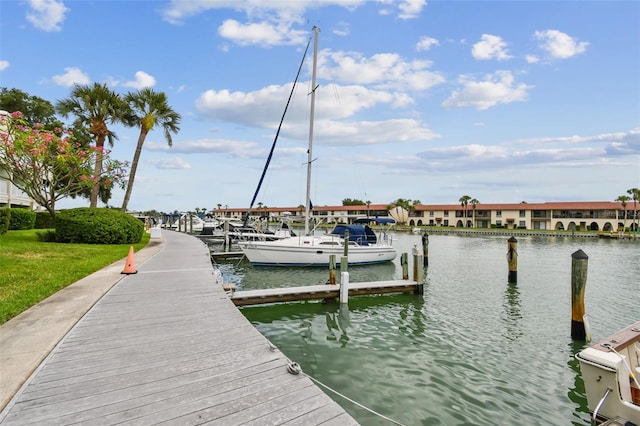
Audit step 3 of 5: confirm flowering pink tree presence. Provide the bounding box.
[0,111,129,218]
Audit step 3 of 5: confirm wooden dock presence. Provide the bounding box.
[210,250,245,260]
[231,280,420,306]
[0,231,358,425]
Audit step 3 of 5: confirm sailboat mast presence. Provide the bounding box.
[305,26,320,235]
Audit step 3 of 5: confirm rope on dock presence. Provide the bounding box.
[604,343,640,388]
[286,359,406,426]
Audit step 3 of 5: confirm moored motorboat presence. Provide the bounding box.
[576,321,640,425]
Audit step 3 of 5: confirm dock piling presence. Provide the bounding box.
[223,220,230,251]
[401,253,408,280]
[328,255,337,285]
[340,256,348,276]
[571,249,589,341]
[340,272,349,304]
[412,247,424,295]
[343,230,349,257]
[422,233,429,267]
[507,237,518,284]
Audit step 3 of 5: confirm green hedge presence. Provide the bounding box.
[8,208,36,230]
[55,208,144,244]
[0,208,9,235]
[34,211,56,229]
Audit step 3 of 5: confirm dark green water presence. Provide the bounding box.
[213,233,639,425]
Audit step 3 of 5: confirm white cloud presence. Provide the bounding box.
[314,118,439,146]
[26,0,68,32]
[51,67,90,87]
[218,19,308,47]
[416,36,439,52]
[517,128,640,156]
[321,50,444,92]
[123,71,156,89]
[332,21,350,37]
[472,34,512,61]
[193,81,438,146]
[195,82,392,127]
[525,55,539,64]
[410,128,639,173]
[534,29,588,59]
[442,70,533,110]
[161,0,422,44]
[146,138,306,160]
[0,60,9,71]
[397,0,427,19]
[148,157,191,170]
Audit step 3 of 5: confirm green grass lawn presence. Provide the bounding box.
[0,229,150,324]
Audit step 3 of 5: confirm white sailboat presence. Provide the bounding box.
[238,27,396,267]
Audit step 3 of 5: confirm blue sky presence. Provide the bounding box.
[1,0,638,213]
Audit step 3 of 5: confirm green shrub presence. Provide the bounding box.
[0,208,9,235]
[34,211,56,229]
[8,208,36,230]
[55,208,144,244]
[36,229,57,242]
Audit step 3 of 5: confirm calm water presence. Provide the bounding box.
[211,233,639,425]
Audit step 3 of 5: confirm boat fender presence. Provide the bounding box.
[287,361,302,375]
[583,314,591,343]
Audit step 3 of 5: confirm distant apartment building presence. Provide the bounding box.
[0,110,38,209]
[213,201,637,232]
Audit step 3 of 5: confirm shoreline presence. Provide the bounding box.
[391,227,639,239]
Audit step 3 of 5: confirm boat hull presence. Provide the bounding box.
[237,236,396,266]
[576,321,640,425]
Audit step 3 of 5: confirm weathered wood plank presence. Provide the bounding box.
[0,231,358,425]
[231,280,419,306]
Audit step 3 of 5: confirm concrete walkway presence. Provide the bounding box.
[0,230,357,425]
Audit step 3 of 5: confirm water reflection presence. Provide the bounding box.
[325,304,350,346]
[501,283,523,341]
[567,340,591,425]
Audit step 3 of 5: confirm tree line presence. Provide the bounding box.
[0,86,181,218]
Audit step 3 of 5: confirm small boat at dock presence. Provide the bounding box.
[576,321,640,425]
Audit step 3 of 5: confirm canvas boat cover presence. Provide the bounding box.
[330,224,378,245]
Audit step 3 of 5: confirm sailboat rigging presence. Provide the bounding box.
[238,27,397,266]
[243,34,313,228]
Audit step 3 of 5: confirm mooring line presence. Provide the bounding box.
[286,359,405,426]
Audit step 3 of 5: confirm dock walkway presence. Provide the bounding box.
[0,230,357,425]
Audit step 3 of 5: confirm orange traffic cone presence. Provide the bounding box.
[121,246,137,274]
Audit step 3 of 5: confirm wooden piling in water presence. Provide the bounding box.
[413,249,424,295]
[571,249,589,341]
[507,236,518,284]
[328,255,337,285]
[340,272,349,303]
[343,230,349,257]
[340,256,348,275]
[401,253,408,280]
[422,233,429,267]
[223,220,230,251]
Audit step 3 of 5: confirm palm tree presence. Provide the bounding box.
[470,198,480,228]
[56,83,129,207]
[627,187,639,232]
[121,88,181,211]
[615,195,630,232]
[459,195,471,227]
